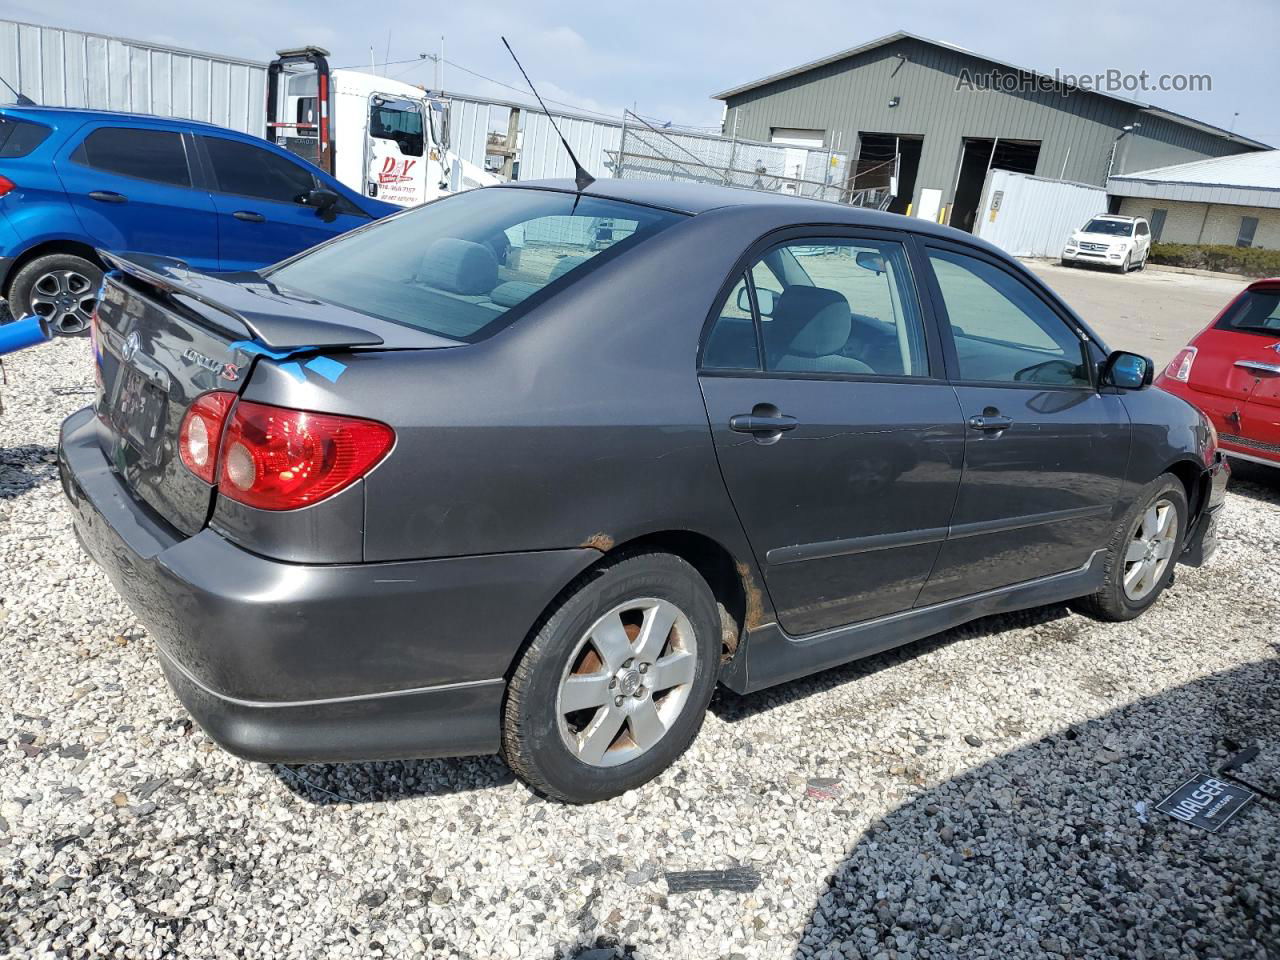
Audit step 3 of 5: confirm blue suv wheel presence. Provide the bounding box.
[9,252,102,335]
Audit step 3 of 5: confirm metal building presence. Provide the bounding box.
[0,18,266,134]
[714,31,1269,233]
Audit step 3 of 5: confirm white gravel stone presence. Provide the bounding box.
[1,337,1277,959]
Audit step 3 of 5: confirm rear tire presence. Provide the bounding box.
[1072,473,1187,622]
[8,253,103,336]
[501,551,720,803]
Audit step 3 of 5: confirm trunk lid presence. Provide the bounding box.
[92,252,453,535]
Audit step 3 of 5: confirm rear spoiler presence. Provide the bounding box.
[100,251,385,351]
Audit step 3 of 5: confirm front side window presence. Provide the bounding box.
[370,98,425,157]
[74,127,190,186]
[201,136,317,203]
[928,249,1090,387]
[268,188,684,342]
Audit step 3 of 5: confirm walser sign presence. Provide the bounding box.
[1155,774,1255,832]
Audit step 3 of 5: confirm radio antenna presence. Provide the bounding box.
[501,36,595,192]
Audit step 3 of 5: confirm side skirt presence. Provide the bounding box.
[720,550,1106,695]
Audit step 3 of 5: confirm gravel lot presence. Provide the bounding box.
[2,337,1278,960]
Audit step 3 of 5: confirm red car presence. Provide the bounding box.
[1156,277,1280,468]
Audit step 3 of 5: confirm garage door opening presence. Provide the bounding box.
[851,133,923,214]
[950,137,1041,233]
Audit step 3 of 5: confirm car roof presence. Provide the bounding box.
[0,104,234,134]
[499,177,1009,249]
[1090,214,1141,221]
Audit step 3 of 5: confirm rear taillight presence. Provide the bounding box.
[1165,346,1197,383]
[0,175,14,198]
[178,392,237,483]
[178,394,393,508]
[217,400,394,510]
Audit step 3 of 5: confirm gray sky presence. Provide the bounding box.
[11,0,1279,144]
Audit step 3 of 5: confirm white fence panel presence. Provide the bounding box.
[975,169,1109,258]
[0,18,266,135]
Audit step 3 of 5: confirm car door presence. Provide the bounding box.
[698,231,965,637]
[915,241,1130,605]
[196,134,371,271]
[54,123,220,271]
[365,94,429,207]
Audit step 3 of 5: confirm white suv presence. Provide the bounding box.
[1062,215,1151,273]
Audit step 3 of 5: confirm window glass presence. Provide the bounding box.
[1083,218,1134,236]
[369,98,425,157]
[202,136,317,203]
[1215,290,1280,334]
[0,116,52,157]
[928,249,1089,387]
[755,239,927,377]
[268,188,684,342]
[703,273,760,370]
[75,127,190,186]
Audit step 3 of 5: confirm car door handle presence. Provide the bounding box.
[967,414,1014,432]
[730,413,799,434]
[233,210,266,222]
[88,190,127,203]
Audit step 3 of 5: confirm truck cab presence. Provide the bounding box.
[267,46,496,209]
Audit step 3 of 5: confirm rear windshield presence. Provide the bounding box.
[1215,289,1280,335]
[1082,219,1134,236]
[268,188,685,342]
[0,116,52,158]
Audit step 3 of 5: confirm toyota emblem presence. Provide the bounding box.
[122,331,140,362]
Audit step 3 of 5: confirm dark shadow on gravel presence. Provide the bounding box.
[1225,458,1280,505]
[270,754,516,805]
[712,604,1075,724]
[0,443,59,499]
[792,657,1280,959]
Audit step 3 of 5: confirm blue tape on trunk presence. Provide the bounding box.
[276,361,307,383]
[304,356,347,383]
[228,340,316,362]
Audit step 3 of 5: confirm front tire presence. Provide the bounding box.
[1073,474,1187,621]
[502,551,721,803]
[8,253,103,336]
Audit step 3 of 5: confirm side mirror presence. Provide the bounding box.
[855,251,886,275]
[736,286,779,316]
[301,187,339,210]
[1101,350,1153,390]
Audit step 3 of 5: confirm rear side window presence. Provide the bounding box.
[1216,290,1280,334]
[0,116,52,157]
[201,136,317,203]
[73,127,191,186]
[268,188,684,342]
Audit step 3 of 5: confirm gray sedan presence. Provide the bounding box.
[59,179,1228,803]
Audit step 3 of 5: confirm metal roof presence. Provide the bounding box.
[711,30,1269,151]
[1107,150,1280,209]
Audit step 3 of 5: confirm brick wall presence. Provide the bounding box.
[1117,197,1280,249]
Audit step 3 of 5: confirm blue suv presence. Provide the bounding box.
[0,106,397,333]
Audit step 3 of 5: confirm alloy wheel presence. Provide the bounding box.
[30,269,97,334]
[556,597,698,768]
[1123,497,1177,601]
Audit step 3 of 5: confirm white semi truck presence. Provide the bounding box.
[266,46,499,208]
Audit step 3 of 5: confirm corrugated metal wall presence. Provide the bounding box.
[974,169,1107,258]
[0,18,267,134]
[721,36,1248,218]
[1118,112,1253,175]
